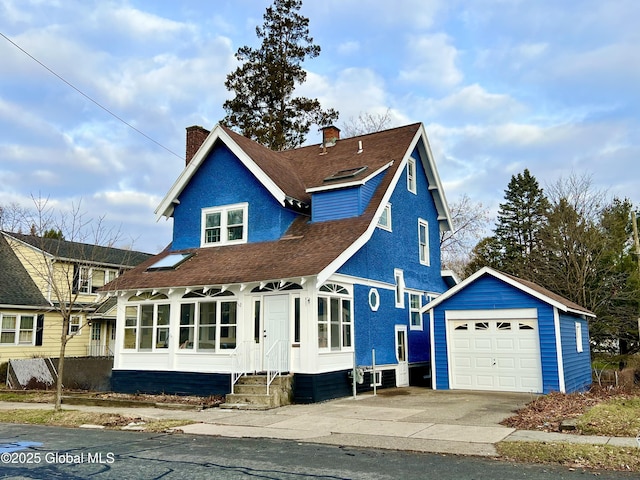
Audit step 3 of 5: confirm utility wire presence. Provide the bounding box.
[0,31,184,160]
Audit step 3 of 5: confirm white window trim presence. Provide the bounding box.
[407,158,417,194]
[377,203,392,231]
[123,300,172,352]
[317,284,353,352]
[201,202,248,247]
[178,299,238,352]
[79,267,119,295]
[575,322,583,353]
[408,291,423,331]
[394,269,405,308]
[68,315,81,336]
[0,313,36,346]
[418,218,430,266]
[368,288,380,311]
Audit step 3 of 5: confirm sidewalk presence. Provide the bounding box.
[1,388,638,457]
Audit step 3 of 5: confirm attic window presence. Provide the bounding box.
[323,166,368,182]
[146,253,192,271]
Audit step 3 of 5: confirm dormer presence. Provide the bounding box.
[307,163,392,222]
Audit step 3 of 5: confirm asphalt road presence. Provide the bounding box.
[0,424,637,480]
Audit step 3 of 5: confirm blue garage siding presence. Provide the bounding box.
[559,312,592,392]
[171,143,298,250]
[432,274,561,393]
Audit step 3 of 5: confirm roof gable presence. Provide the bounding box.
[0,233,50,307]
[423,266,595,317]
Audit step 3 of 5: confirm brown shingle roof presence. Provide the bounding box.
[105,123,428,292]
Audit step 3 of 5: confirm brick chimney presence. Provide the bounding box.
[185,125,210,166]
[321,125,340,146]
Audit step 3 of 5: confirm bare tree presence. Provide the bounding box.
[440,194,491,279]
[340,109,393,137]
[0,201,30,232]
[8,195,129,410]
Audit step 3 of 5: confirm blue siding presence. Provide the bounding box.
[312,188,360,221]
[341,145,446,371]
[559,312,592,393]
[432,274,561,394]
[171,143,298,250]
[311,170,385,222]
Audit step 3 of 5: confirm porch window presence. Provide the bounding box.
[318,284,352,351]
[123,293,171,351]
[179,298,237,352]
[201,203,248,247]
[1,314,36,345]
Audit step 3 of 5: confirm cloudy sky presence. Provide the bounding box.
[1,0,638,253]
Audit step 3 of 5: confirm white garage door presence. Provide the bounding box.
[448,316,543,393]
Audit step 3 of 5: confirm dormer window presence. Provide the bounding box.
[201,203,248,247]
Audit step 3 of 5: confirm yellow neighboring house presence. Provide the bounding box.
[0,231,151,364]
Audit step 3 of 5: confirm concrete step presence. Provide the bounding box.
[225,393,275,408]
[232,384,270,395]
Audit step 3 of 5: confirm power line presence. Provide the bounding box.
[0,31,184,160]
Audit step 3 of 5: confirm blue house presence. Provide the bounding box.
[423,267,594,394]
[102,123,454,403]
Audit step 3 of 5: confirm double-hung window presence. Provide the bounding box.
[317,284,352,351]
[1,314,36,345]
[68,315,81,335]
[202,203,248,247]
[409,293,423,330]
[418,219,430,266]
[78,267,119,294]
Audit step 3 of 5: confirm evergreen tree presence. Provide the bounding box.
[494,168,550,279]
[223,0,338,150]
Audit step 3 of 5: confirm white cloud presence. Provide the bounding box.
[399,33,463,89]
[337,40,359,56]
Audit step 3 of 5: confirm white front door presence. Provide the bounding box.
[395,325,409,386]
[263,295,290,372]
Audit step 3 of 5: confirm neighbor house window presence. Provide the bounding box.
[377,203,392,231]
[0,314,36,345]
[394,269,405,308]
[407,158,417,194]
[179,289,237,351]
[123,293,171,351]
[68,315,81,335]
[201,203,248,247]
[318,283,352,351]
[418,219,430,266]
[409,293,423,330]
[78,267,119,294]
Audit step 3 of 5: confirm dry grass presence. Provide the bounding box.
[498,441,640,472]
[0,408,194,431]
[501,386,640,434]
[578,398,640,437]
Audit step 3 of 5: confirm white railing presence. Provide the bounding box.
[265,340,284,395]
[87,344,114,357]
[231,341,251,394]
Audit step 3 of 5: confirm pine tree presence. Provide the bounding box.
[223,0,338,151]
[494,169,550,279]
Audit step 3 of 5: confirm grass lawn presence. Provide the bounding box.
[0,408,194,432]
[577,397,640,437]
[497,441,640,472]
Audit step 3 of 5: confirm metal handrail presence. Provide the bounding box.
[265,340,282,395]
[231,341,251,394]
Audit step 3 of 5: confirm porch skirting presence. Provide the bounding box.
[111,370,231,396]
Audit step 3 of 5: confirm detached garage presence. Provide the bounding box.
[424,267,594,394]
